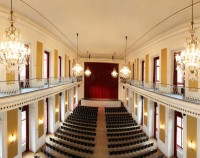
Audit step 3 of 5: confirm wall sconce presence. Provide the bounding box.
[126,97,128,100]
[188,140,195,150]
[55,108,59,113]
[160,123,165,130]
[135,105,137,108]
[38,119,44,125]
[9,134,16,143]
[65,102,68,105]
[74,95,76,98]
[144,112,147,116]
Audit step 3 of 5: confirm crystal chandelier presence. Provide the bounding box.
[0,0,30,73]
[111,53,118,78]
[176,0,200,81]
[72,33,83,77]
[84,52,91,77]
[120,36,131,79]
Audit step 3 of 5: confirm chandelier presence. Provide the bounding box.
[84,52,91,77]
[111,53,118,78]
[0,0,30,73]
[176,0,200,81]
[72,33,83,77]
[85,67,91,77]
[111,68,118,78]
[120,36,131,79]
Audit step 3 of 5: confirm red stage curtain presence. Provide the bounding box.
[84,62,118,99]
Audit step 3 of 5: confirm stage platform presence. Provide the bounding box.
[81,98,122,107]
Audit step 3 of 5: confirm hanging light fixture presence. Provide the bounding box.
[176,0,200,81]
[0,0,30,73]
[72,33,83,77]
[85,52,91,77]
[120,36,131,79]
[111,53,118,78]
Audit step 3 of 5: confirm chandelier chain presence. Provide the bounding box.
[125,36,127,65]
[76,33,79,61]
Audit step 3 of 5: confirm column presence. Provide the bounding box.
[60,91,65,122]
[157,105,174,157]
[48,95,60,134]
[143,98,154,138]
[69,88,73,112]
[29,100,46,152]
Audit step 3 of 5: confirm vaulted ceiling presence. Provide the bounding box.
[0,0,200,59]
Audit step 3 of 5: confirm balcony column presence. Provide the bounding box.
[128,90,134,114]
[0,112,7,158]
[157,105,174,157]
[143,99,154,137]
[60,91,65,122]
[69,88,74,112]
[137,94,143,125]
[75,85,79,107]
[48,96,59,133]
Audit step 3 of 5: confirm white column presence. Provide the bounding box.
[137,95,142,125]
[29,102,46,153]
[183,114,187,158]
[0,112,7,158]
[48,96,59,134]
[69,88,73,112]
[18,109,22,158]
[157,106,174,158]
[29,102,37,152]
[75,86,79,107]
[60,91,65,122]
[143,99,154,138]
[128,90,133,114]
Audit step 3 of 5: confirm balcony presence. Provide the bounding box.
[0,77,81,112]
[122,80,200,117]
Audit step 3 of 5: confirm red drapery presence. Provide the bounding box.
[84,62,118,99]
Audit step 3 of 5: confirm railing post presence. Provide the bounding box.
[18,74,21,94]
[48,78,49,88]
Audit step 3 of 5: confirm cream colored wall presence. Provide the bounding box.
[125,21,200,87]
[0,7,77,81]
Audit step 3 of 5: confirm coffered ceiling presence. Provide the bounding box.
[0,0,200,59]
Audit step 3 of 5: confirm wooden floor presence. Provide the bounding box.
[23,106,167,158]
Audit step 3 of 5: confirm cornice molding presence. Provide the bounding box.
[123,83,200,118]
[0,82,81,112]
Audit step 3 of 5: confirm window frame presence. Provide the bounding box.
[153,57,160,83]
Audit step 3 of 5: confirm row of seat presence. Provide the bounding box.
[55,133,95,147]
[63,122,96,131]
[105,107,161,158]
[66,119,97,128]
[105,107,127,113]
[108,137,149,148]
[107,129,143,138]
[108,133,146,142]
[57,129,95,141]
[109,142,154,155]
[107,126,141,133]
[67,116,97,125]
[61,125,96,136]
[45,142,85,158]
[49,137,93,154]
[106,122,137,128]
